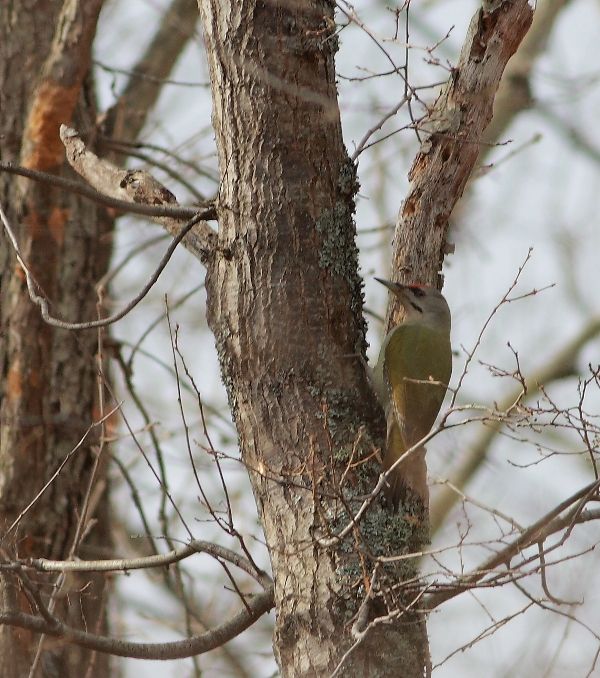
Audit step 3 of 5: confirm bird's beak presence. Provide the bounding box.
[374,277,404,294]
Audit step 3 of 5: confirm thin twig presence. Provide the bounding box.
[1,405,121,542]
[1,203,202,330]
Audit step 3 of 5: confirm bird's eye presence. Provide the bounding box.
[409,286,425,298]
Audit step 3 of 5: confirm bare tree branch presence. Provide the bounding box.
[426,479,600,610]
[0,589,274,661]
[0,162,212,220]
[60,125,218,261]
[387,0,534,310]
[0,203,204,331]
[0,411,121,544]
[11,539,272,587]
[431,317,600,531]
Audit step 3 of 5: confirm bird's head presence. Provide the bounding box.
[375,278,451,331]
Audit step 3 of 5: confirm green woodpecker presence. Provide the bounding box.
[373,279,452,508]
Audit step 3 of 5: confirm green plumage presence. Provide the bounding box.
[379,322,451,447]
[372,279,452,507]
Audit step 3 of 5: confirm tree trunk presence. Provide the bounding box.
[0,2,111,675]
[198,2,429,675]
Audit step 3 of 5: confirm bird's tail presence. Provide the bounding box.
[383,417,429,511]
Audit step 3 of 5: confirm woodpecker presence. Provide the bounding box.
[373,279,452,509]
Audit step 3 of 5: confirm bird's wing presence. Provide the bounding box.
[384,324,452,448]
[372,337,391,410]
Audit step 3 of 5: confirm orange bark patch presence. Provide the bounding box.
[22,81,79,171]
[48,207,69,247]
[7,360,23,403]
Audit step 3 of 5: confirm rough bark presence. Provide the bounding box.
[388,0,534,315]
[0,2,111,676]
[198,1,429,676]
